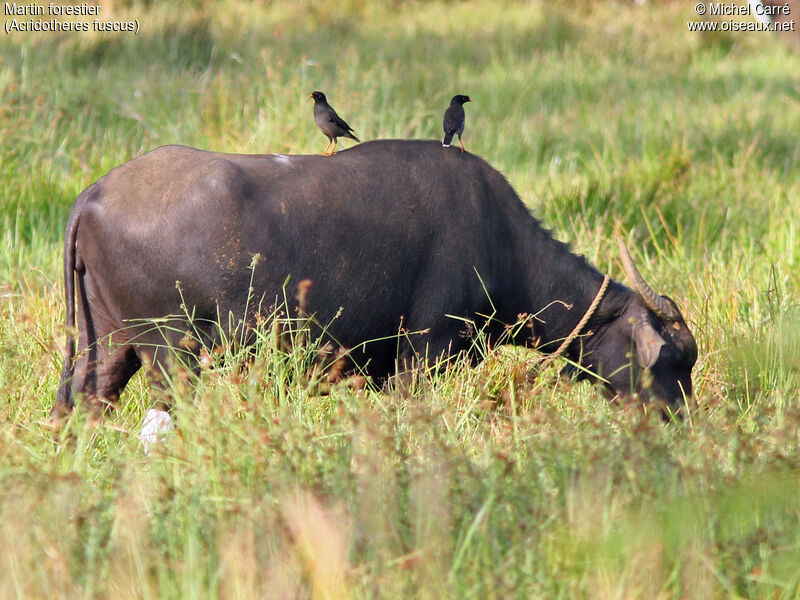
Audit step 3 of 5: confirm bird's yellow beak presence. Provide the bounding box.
[308,94,314,99]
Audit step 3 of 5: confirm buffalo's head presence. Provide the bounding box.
[578,238,698,413]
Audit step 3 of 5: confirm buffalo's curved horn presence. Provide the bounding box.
[616,236,679,321]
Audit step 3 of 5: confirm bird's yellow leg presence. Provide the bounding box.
[325,140,337,156]
[322,140,333,155]
[459,138,466,153]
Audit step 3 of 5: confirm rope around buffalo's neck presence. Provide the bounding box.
[539,274,611,371]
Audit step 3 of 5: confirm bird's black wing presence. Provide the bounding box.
[443,105,465,135]
[329,112,356,134]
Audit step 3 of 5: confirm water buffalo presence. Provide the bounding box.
[54,140,697,420]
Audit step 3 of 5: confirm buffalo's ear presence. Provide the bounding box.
[633,319,666,369]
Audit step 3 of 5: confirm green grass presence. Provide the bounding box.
[2,0,800,597]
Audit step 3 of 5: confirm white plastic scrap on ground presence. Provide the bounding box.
[140,408,174,454]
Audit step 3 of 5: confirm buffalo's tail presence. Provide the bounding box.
[53,188,91,418]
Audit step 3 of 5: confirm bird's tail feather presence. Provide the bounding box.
[442,132,454,146]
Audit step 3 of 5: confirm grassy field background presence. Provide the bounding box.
[1,0,800,597]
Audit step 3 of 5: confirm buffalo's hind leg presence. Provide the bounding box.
[52,339,142,422]
[52,270,142,421]
[64,336,141,419]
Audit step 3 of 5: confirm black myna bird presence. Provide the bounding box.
[442,94,471,152]
[309,91,360,156]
